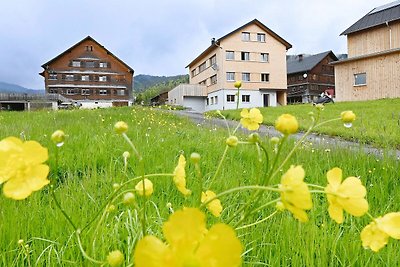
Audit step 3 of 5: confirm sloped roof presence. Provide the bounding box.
[186,19,292,68]
[287,51,337,74]
[41,36,134,73]
[341,1,400,35]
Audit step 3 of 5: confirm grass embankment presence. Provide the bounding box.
[0,106,399,266]
[218,98,400,149]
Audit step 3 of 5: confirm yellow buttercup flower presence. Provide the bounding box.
[324,167,368,224]
[340,111,356,123]
[134,208,242,267]
[279,165,312,222]
[240,108,263,130]
[361,212,400,252]
[201,190,223,217]
[114,121,128,134]
[275,114,299,135]
[135,178,154,197]
[106,250,124,267]
[0,137,50,200]
[173,155,191,196]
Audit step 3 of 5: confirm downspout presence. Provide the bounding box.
[386,21,392,49]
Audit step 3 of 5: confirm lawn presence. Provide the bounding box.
[216,98,400,149]
[0,106,399,266]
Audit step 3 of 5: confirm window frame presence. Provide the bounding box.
[241,52,250,61]
[210,74,217,85]
[242,72,250,82]
[261,53,269,62]
[226,94,235,102]
[226,72,235,81]
[242,32,250,41]
[226,51,235,60]
[354,73,367,86]
[242,95,250,103]
[257,33,266,42]
[261,73,270,82]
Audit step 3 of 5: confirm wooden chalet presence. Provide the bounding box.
[40,36,134,108]
[287,51,337,103]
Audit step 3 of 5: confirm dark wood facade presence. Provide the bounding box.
[40,36,134,104]
[287,51,337,103]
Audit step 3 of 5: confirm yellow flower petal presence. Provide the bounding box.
[163,208,207,250]
[326,167,342,188]
[22,141,48,165]
[135,179,154,197]
[377,212,400,239]
[240,108,263,131]
[173,155,191,196]
[361,222,389,252]
[339,177,366,198]
[201,190,223,217]
[338,197,368,217]
[328,202,344,224]
[134,236,169,267]
[196,223,242,267]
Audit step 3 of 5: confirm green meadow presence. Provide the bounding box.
[0,104,399,266]
[218,98,400,149]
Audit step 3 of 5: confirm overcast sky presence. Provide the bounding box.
[0,0,386,89]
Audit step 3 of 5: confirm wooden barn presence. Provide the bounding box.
[333,1,400,101]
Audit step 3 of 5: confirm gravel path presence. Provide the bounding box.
[172,110,400,160]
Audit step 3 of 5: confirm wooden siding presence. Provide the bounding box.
[168,84,206,105]
[347,21,400,57]
[335,52,400,101]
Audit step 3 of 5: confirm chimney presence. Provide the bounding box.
[298,54,303,61]
[211,38,216,45]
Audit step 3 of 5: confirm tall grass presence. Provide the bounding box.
[218,98,400,149]
[0,106,399,266]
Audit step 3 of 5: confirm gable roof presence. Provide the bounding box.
[41,36,134,73]
[341,1,400,35]
[186,19,292,68]
[287,51,338,75]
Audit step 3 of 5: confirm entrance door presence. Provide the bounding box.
[263,94,270,107]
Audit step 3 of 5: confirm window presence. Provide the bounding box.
[66,89,75,95]
[214,96,218,105]
[99,62,108,68]
[81,89,90,95]
[242,32,250,41]
[261,73,270,82]
[241,52,250,61]
[261,53,269,62]
[199,79,206,85]
[210,74,217,85]
[49,89,57,94]
[81,75,89,81]
[191,69,197,77]
[354,73,366,85]
[117,90,125,96]
[226,51,234,60]
[227,94,235,102]
[49,74,57,80]
[210,97,214,105]
[86,61,95,68]
[242,95,250,103]
[226,72,235,81]
[210,55,216,65]
[99,89,108,95]
[199,61,207,72]
[257,33,266,42]
[72,61,81,67]
[65,74,74,81]
[206,98,209,105]
[85,45,93,52]
[99,76,107,82]
[242,72,250,82]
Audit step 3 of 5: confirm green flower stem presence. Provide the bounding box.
[51,190,78,230]
[366,212,375,220]
[308,184,326,190]
[258,143,270,185]
[314,118,341,128]
[75,229,104,265]
[218,112,232,136]
[236,86,240,110]
[81,173,173,232]
[194,162,203,205]
[309,190,326,193]
[266,135,288,185]
[233,198,280,228]
[232,122,241,135]
[236,210,278,230]
[209,145,229,188]
[200,185,281,209]
[122,133,142,161]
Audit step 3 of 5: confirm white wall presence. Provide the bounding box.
[79,101,113,109]
[205,89,277,111]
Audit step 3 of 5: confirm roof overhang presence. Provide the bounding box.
[331,47,400,65]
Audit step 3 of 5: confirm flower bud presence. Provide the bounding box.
[18,239,24,245]
[112,183,120,190]
[226,136,239,147]
[340,111,356,123]
[51,130,65,145]
[276,201,285,211]
[135,179,154,197]
[248,133,260,143]
[275,114,299,135]
[234,80,242,88]
[122,151,130,158]
[123,192,135,205]
[190,152,201,164]
[166,202,172,209]
[315,104,324,111]
[270,137,280,144]
[106,250,124,267]
[114,121,128,134]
